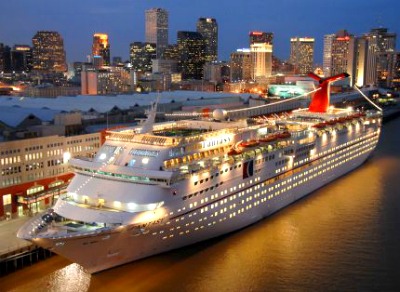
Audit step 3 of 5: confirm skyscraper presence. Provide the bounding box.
[129,42,156,72]
[249,31,273,81]
[196,18,218,62]
[364,28,397,86]
[92,33,110,66]
[177,31,206,80]
[289,37,315,75]
[230,49,252,82]
[323,30,356,85]
[145,8,168,58]
[323,34,335,77]
[32,31,67,73]
[12,45,33,73]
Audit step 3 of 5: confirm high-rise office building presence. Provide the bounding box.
[230,49,252,82]
[0,44,31,74]
[323,30,356,85]
[177,31,206,80]
[289,37,315,75]
[145,8,168,58]
[196,18,218,62]
[354,36,369,87]
[12,45,33,73]
[129,42,157,72]
[32,31,67,73]
[92,33,110,66]
[365,28,397,86]
[323,34,335,77]
[250,31,273,45]
[249,31,273,81]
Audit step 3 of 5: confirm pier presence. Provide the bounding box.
[0,217,53,276]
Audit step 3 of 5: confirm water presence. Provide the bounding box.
[2,118,400,292]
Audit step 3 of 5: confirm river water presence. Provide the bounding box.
[1,118,400,292]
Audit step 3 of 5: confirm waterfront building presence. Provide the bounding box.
[145,8,168,59]
[289,37,315,75]
[177,31,206,80]
[0,133,101,219]
[129,42,156,73]
[92,33,110,66]
[249,31,273,82]
[196,18,218,62]
[32,31,67,73]
[230,49,252,82]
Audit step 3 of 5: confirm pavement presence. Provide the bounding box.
[0,216,33,257]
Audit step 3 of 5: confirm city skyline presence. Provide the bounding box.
[1,1,399,64]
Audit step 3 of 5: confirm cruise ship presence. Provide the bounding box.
[18,73,382,273]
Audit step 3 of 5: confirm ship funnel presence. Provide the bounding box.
[308,72,349,113]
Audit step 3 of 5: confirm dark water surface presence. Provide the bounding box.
[2,119,400,292]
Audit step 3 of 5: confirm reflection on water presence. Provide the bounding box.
[5,263,90,292]
[2,119,400,291]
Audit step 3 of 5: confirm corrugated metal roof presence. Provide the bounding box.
[0,91,253,127]
[0,106,61,127]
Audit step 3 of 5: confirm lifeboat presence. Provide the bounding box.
[259,134,277,143]
[276,131,291,139]
[313,123,326,129]
[228,148,242,156]
[238,140,260,148]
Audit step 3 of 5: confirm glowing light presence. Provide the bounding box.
[142,157,149,164]
[63,152,71,163]
[113,201,122,208]
[128,202,137,210]
[99,153,107,160]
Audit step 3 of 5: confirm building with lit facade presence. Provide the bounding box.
[196,18,218,62]
[32,31,67,73]
[145,8,168,58]
[203,61,229,84]
[364,28,397,87]
[289,37,315,75]
[323,34,335,77]
[249,31,273,82]
[92,33,110,66]
[229,49,252,82]
[323,30,355,86]
[81,65,131,95]
[0,133,100,219]
[129,42,156,73]
[0,45,33,74]
[177,31,206,80]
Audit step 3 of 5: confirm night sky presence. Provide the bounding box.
[1,0,399,64]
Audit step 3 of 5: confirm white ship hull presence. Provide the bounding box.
[22,126,379,273]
